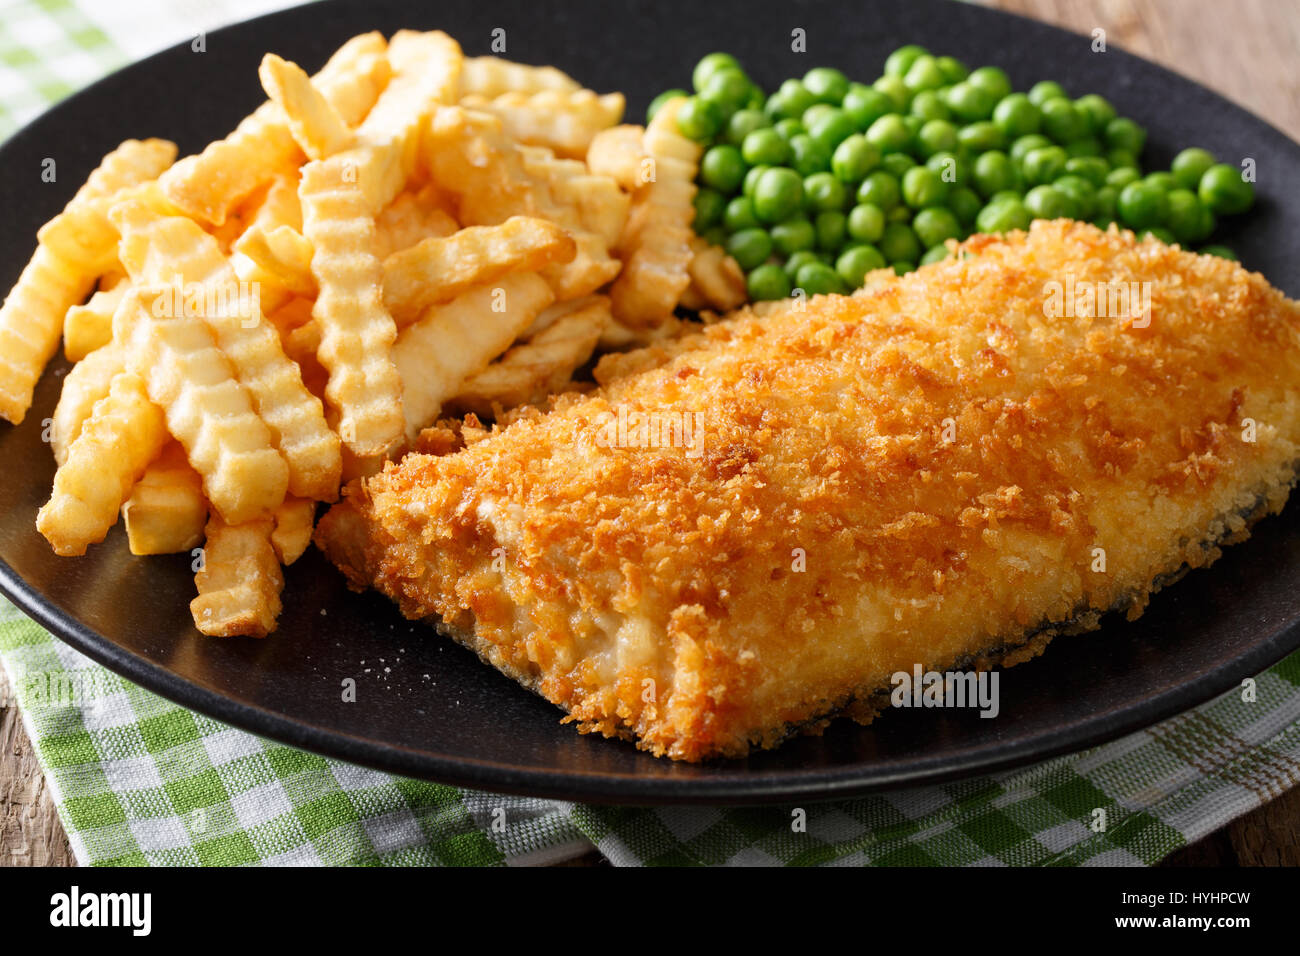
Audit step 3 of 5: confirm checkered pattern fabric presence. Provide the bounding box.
[2,0,1299,867]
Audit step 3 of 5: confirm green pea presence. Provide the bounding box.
[1143,171,1178,193]
[803,172,847,212]
[724,194,761,232]
[920,243,954,265]
[700,225,727,247]
[936,56,969,84]
[805,66,851,104]
[1104,117,1147,156]
[676,96,723,140]
[1106,166,1140,188]
[1024,184,1073,219]
[837,244,887,286]
[1117,180,1169,229]
[1093,185,1118,221]
[1022,145,1068,186]
[884,44,929,79]
[783,250,821,277]
[949,186,983,225]
[910,89,952,122]
[1053,174,1096,218]
[1163,188,1207,243]
[881,152,918,179]
[901,165,949,209]
[700,145,746,193]
[1073,94,1116,135]
[700,68,757,118]
[873,75,912,111]
[1198,163,1254,215]
[843,85,895,130]
[726,109,770,146]
[1040,98,1086,144]
[926,151,965,186]
[987,189,1023,206]
[831,134,880,183]
[946,81,996,122]
[751,167,805,223]
[993,93,1042,138]
[801,103,837,129]
[972,150,1017,198]
[693,188,725,230]
[917,119,959,157]
[1171,147,1217,190]
[647,89,688,124]
[968,66,1012,103]
[1010,133,1053,164]
[725,227,772,270]
[692,53,742,93]
[1140,226,1176,244]
[795,261,846,295]
[865,114,913,154]
[958,121,1005,153]
[789,134,831,175]
[743,164,770,197]
[1064,137,1102,158]
[809,109,858,152]
[976,197,1031,233]
[904,55,947,93]
[847,203,887,243]
[1199,244,1237,261]
[1064,156,1109,187]
[1027,80,1068,107]
[747,262,792,300]
[815,210,848,250]
[891,261,916,275]
[741,128,789,167]
[773,118,804,141]
[1106,148,1138,171]
[912,206,962,247]
[879,221,921,262]
[887,204,913,223]
[771,217,817,255]
[766,80,816,120]
[857,170,902,210]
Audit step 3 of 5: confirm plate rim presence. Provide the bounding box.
[2,0,1300,805]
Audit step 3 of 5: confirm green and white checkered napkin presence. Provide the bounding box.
[4,0,1300,867]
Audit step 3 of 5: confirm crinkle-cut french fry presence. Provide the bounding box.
[598,313,690,353]
[113,287,289,525]
[393,272,554,438]
[609,97,699,330]
[244,175,303,234]
[424,107,620,301]
[265,295,316,338]
[586,124,649,192]
[374,183,457,258]
[161,32,390,225]
[233,224,317,299]
[112,202,340,500]
[36,372,167,556]
[191,513,283,637]
[685,237,747,313]
[37,140,178,271]
[0,140,177,424]
[462,89,624,159]
[518,293,606,339]
[453,295,609,414]
[271,495,315,565]
[458,55,581,98]
[63,281,127,361]
[122,441,208,555]
[382,216,575,325]
[50,342,125,465]
[518,145,630,251]
[259,53,353,160]
[298,31,462,460]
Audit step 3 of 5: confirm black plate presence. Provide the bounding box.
[2,0,1299,805]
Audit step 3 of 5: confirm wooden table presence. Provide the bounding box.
[3,0,1299,867]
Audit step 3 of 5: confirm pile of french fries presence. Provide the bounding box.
[0,30,748,637]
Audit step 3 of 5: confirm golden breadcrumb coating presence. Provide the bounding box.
[317,221,1300,761]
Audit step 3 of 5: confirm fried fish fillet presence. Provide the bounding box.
[316,220,1300,761]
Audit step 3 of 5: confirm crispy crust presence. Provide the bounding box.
[317,221,1300,761]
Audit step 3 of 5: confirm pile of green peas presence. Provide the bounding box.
[650,47,1255,302]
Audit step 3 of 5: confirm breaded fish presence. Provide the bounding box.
[317,221,1300,761]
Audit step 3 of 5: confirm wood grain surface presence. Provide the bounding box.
[2,0,1298,868]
